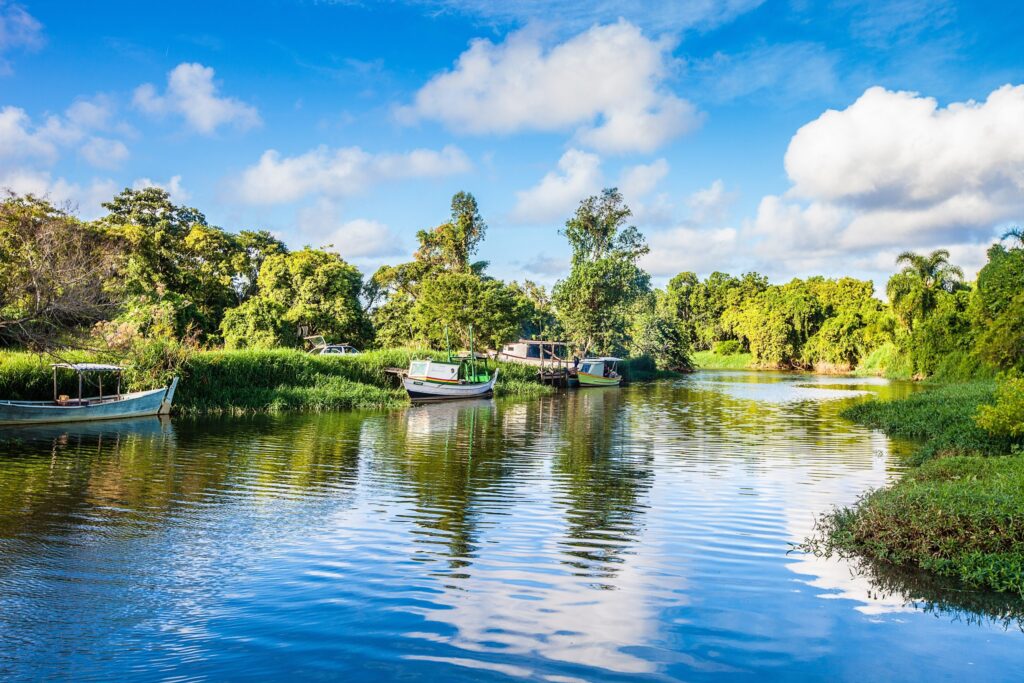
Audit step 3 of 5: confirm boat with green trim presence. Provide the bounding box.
[403,326,498,401]
[576,357,622,387]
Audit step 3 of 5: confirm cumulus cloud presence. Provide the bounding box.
[643,225,738,276]
[618,158,669,200]
[741,83,1024,282]
[0,96,127,170]
[0,1,43,74]
[296,199,404,260]
[399,21,702,153]
[771,84,1024,250]
[687,179,737,224]
[0,168,117,218]
[511,148,601,223]
[80,136,129,169]
[132,175,191,204]
[233,144,471,205]
[133,62,260,134]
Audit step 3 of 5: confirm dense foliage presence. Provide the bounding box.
[1,185,1022,383]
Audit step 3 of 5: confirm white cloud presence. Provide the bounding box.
[686,179,736,224]
[743,83,1024,282]
[80,136,129,169]
[399,21,702,153]
[132,175,191,204]
[0,168,117,218]
[0,1,44,74]
[642,225,738,276]
[233,144,471,205]
[296,199,404,260]
[783,84,1024,248]
[0,97,127,170]
[511,148,602,224]
[618,159,669,200]
[133,62,260,134]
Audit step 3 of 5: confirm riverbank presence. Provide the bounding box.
[0,349,553,415]
[806,380,1024,596]
[692,350,753,369]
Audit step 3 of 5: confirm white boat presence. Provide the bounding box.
[0,363,178,426]
[403,358,498,401]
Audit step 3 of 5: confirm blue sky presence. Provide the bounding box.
[2,0,1022,290]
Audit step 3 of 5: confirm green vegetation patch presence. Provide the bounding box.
[841,380,1012,464]
[691,350,753,370]
[807,455,1024,596]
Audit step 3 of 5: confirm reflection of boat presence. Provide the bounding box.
[403,326,498,401]
[0,364,178,426]
[0,415,174,443]
[576,357,622,387]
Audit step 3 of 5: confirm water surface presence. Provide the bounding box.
[1,371,1021,681]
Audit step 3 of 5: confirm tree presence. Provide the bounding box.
[972,242,1024,370]
[414,272,526,350]
[886,249,964,329]
[414,191,487,273]
[221,248,370,349]
[553,189,650,354]
[0,194,120,349]
[233,229,287,302]
[628,291,692,371]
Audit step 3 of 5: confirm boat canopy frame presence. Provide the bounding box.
[50,363,125,404]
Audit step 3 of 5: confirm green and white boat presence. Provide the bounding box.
[576,357,622,387]
[403,326,498,401]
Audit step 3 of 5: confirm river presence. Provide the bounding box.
[0,370,1021,681]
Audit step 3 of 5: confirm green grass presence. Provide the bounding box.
[692,350,752,370]
[1,347,552,415]
[840,380,1012,464]
[804,380,1024,596]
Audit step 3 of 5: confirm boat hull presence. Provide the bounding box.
[0,378,178,426]
[403,371,498,401]
[576,372,621,387]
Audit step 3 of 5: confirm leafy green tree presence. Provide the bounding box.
[553,189,650,354]
[887,249,964,330]
[414,191,487,273]
[221,248,370,349]
[414,272,526,350]
[972,241,1024,370]
[508,280,561,341]
[628,291,692,371]
[233,229,288,302]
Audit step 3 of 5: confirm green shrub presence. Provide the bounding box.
[806,455,1024,596]
[976,374,1024,440]
[713,339,743,355]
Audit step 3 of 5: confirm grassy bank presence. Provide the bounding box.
[805,380,1024,596]
[1,348,552,415]
[692,350,752,370]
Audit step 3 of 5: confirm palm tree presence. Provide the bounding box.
[1002,227,1023,247]
[886,249,964,329]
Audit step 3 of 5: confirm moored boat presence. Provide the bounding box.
[0,364,178,426]
[576,357,622,387]
[403,325,498,401]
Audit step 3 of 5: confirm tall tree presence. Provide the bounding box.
[553,189,650,355]
[886,249,964,329]
[414,191,487,273]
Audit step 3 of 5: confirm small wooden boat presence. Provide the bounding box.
[576,357,622,387]
[0,363,178,426]
[403,326,497,401]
